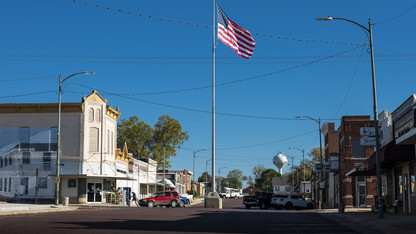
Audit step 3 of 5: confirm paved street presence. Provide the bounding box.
[0,199,379,233]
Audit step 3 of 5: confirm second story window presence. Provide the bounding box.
[89,127,99,152]
[95,109,101,122]
[23,151,30,164]
[89,108,94,123]
[19,127,30,144]
[43,152,51,171]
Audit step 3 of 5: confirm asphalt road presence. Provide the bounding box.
[0,199,376,233]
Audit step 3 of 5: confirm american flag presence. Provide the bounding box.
[217,5,256,59]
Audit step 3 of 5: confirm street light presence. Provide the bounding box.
[218,166,227,192]
[193,149,207,189]
[296,115,322,207]
[316,16,383,219]
[289,147,306,197]
[56,72,94,205]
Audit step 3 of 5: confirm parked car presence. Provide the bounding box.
[139,191,181,208]
[179,196,189,207]
[270,194,314,210]
[242,192,274,209]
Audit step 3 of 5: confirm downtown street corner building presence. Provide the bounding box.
[319,94,416,213]
[0,90,157,204]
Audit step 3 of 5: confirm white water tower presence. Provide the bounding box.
[273,152,288,175]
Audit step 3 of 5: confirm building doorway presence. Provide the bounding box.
[356,176,366,207]
[87,183,102,202]
[404,174,409,213]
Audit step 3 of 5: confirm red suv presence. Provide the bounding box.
[139,191,181,208]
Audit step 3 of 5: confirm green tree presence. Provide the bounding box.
[252,164,266,181]
[247,175,254,186]
[198,172,212,183]
[255,169,280,192]
[286,147,325,186]
[117,116,153,158]
[117,115,189,169]
[152,115,190,168]
[225,169,247,189]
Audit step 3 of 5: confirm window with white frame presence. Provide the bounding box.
[89,127,99,152]
[95,109,100,122]
[89,108,94,123]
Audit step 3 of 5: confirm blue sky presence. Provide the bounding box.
[1,0,416,186]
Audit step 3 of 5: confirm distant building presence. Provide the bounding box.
[242,185,261,196]
[156,169,192,194]
[272,177,291,194]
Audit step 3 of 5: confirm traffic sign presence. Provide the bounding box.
[360,137,376,146]
[360,127,375,136]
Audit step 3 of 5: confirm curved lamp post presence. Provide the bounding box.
[296,115,322,207]
[316,16,383,219]
[55,72,94,205]
[289,147,306,197]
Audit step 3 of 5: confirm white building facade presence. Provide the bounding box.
[0,91,132,204]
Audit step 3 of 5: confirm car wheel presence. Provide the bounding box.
[147,201,155,208]
[178,200,185,208]
[285,202,293,210]
[171,200,178,208]
[306,203,313,209]
[245,205,251,209]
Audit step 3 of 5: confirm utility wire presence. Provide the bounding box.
[65,89,340,121]
[216,130,316,150]
[332,39,366,118]
[182,129,316,152]
[1,53,416,59]
[68,45,365,96]
[375,3,416,25]
[0,90,55,99]
[73,0,365,46]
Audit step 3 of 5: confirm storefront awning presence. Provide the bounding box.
[157,179,176,188]
[56,174,136,181]
[345,167,389,177]
[368,140,415,169]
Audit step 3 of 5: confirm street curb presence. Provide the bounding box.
[0,206,78,216]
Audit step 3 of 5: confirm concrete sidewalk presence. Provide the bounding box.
[318,208,416,234]
[0,202,77,215]
[0,197,205,215]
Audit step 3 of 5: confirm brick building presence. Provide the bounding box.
[338,116,377,208]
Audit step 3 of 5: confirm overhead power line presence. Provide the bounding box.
[1,53,416,59]
[0,90,56,99]
[68,45,365,96]
[65,89,340,122]
[73,0,365,46]
[375,3,416,25]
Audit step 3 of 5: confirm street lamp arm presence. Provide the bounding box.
[289,146,303,153]
[61,72,95,84]
[296,115,319,124]
[331,17,370,33]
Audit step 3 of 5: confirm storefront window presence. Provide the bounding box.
[396,167,403,198]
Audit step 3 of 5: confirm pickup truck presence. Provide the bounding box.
[242,192,274,209]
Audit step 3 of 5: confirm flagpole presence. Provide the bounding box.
[211,0,216,193]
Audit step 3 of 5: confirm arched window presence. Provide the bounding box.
[89,108,94,123]
[95,109,101,122]
[89,127,99,152]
